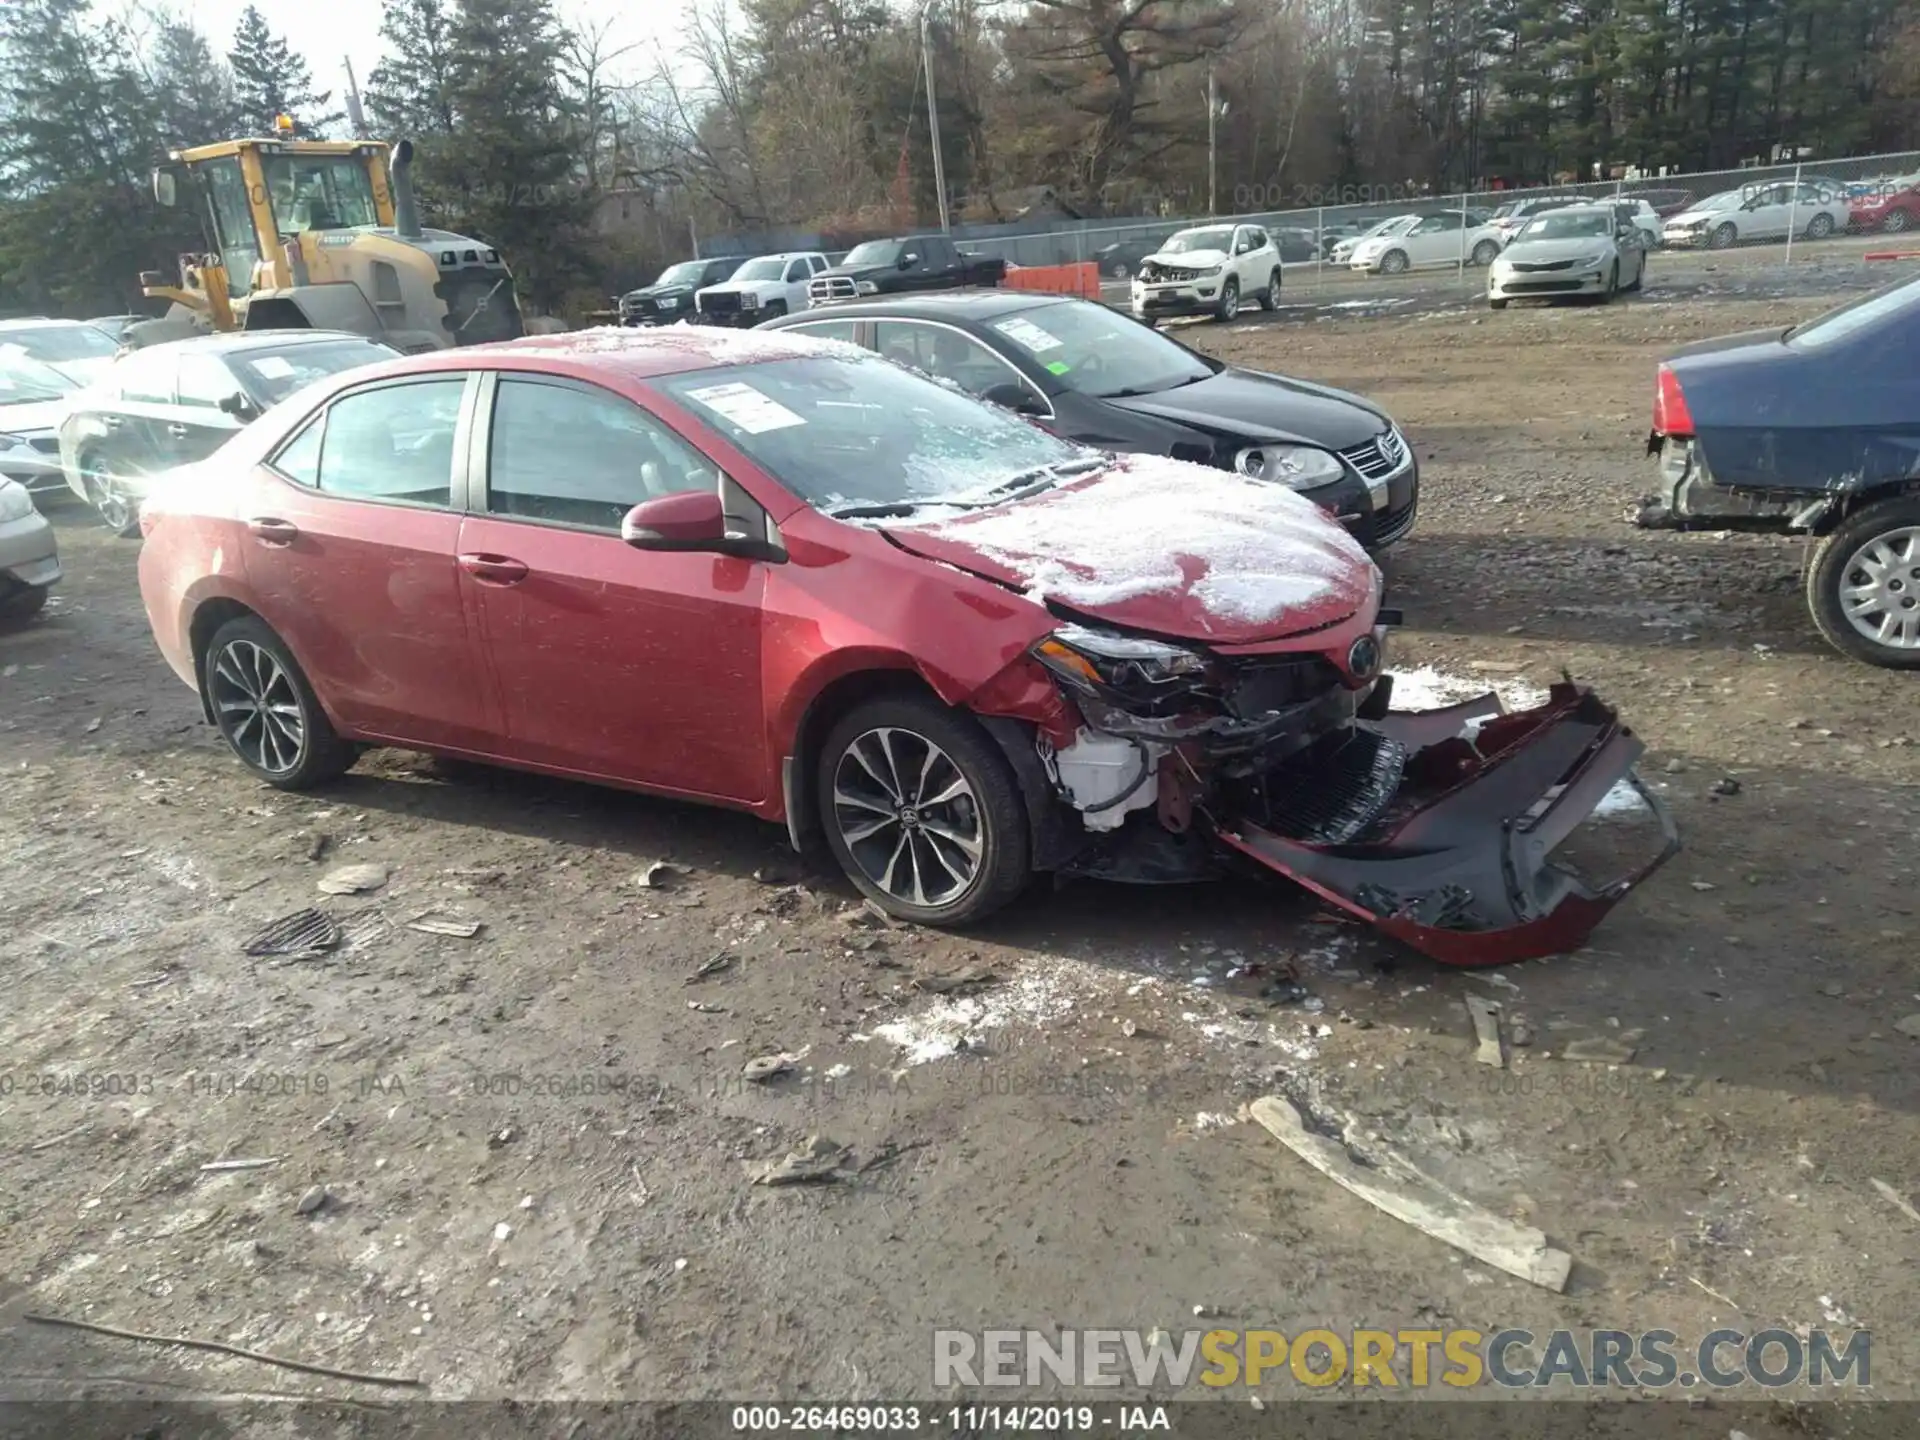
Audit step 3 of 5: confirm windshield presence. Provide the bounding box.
[264,155,380,233]
[729,258,787,282]
[842,241,903,267]
[656,262,710,286]
[656,355,1089,513]
[1520,212,1612,240]
[1,324,117,363]
[0,351,77,404]
[1696,192,1741,212]
[1163,228,1234,254]
[230,339,401,406]
[989,300,1211,399]
[1367,216,1416,238]
[1785,273,1920,350]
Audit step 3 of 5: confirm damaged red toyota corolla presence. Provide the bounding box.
[135,327,1677,964]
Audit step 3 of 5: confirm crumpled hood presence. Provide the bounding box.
[1144,247,1229,270]
[881,454,1377,644]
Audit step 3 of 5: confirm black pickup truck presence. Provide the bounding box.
[806,234,1007,305]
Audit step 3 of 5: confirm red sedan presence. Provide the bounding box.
[1849,173,1919,234]
[136,327,1672,961]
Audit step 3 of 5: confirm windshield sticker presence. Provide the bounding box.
[684,381,806,434]
[251,355,296,378]
[1045,360,1071,375]
[993,317,1064,353]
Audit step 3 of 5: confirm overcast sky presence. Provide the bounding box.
[185,0,683,112]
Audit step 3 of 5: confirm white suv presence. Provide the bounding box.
[695,252,830,326]
[1130,223,1282,323]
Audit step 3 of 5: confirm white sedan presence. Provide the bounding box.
[1488,206,1648,308]
[1662,181,1849,249]
[1349,213,1505,275]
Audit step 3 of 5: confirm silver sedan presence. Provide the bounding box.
[1488,206,1648,309]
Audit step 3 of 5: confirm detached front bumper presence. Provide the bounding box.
[1217,679,1678,965]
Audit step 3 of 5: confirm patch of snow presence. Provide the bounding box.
[870,964,1079,1066]
[822,1062,853,1080]
[1193,1111,1238,1131]
[509,322,871,366]
[898,455,1373,634]
[1324,297,1414,311]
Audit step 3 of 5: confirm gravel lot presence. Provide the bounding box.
[3,263,1918,1432]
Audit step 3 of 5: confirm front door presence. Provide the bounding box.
[165,351,249,466]
[239,373,498,751]
[457,372,770,804]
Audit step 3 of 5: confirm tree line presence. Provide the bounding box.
[2,0,1917,321]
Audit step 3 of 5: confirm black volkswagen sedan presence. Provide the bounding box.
[757,292,1418,549]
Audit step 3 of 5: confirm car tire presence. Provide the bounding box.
[1488,297,1509,310]
[1214,277,1240,321]
[1805,212,1835,240]
[1885,209,1913,234]
[1258,267,1281,309]
[1806,496,1920,669]
[202,615,357,788]
[1471,240,1500,266]
[1378,249,1410,276]
[78,451,143,538]
[816,694,1031,927]
[763,300,788,319]
[1708,222,1737,249]
[0,584,49,624]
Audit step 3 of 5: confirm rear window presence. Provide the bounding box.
[1784,274,1920,350]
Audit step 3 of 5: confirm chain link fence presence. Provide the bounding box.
[913,149,1920,289]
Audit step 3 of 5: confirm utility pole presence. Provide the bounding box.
[343,57,367,137]
[920,0,951,234]
[1207,60,1218,216]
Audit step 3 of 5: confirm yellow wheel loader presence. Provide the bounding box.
[134,121,526,353]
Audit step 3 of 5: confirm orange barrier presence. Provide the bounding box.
[1864,250,1920,261]
[1002,261,1103,300]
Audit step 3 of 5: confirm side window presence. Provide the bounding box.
[272,414,324,485]
[783,259,807,283]
[809,255,828,273]
[783,319,861,346]
[118,353,176,404]
[487,376,715,530]
[177,354,237,409]
[873,320,1023,401]
[314,378,464,506]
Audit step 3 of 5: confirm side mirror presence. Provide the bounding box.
[153,168,177,207]
[981,381,1045,416]
[898,253,916,269]
[218,392,258,419]
[622,490,728,550]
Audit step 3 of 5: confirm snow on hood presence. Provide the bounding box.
[498,323,871,366]
[1147,247,1229,269]
[885,453,1376,644]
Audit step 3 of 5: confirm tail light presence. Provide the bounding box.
[1652,364,1694,437]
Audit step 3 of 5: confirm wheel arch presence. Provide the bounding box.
[188,596,262,724]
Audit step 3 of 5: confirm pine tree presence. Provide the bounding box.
[228,4,343,138]
[147,18,241,148]
[365,0,459,140]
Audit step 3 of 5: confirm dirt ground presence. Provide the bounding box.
[3,264,1919,1432]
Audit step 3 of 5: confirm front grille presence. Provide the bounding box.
[1224,655,1343,720]
[1506,280,1586,294]
[1337,427,1408,482]
[1373,493,1419,545]
[809,277,859,304]
[700,291,742,317]
[1141,263,1206,284]
[1255,728,1408,843]
[1509,259,1575,272]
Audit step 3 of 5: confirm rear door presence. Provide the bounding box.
[87,349,178,484]
[455,372,771,802]
[1744,183,1792,238]
[1407,212,1465,265]
[168,351,249,467]
[239,373,498,751]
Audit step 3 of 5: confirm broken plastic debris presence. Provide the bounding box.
[317,862,389,895]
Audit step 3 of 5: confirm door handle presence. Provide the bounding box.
[166,424,190,438]
[458,552,529,586]
[247,516,298,546]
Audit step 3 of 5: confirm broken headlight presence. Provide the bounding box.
[1034,625,1211,709]
[1234,444,1344,491]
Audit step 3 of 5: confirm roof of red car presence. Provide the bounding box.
[407,323,860,380]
